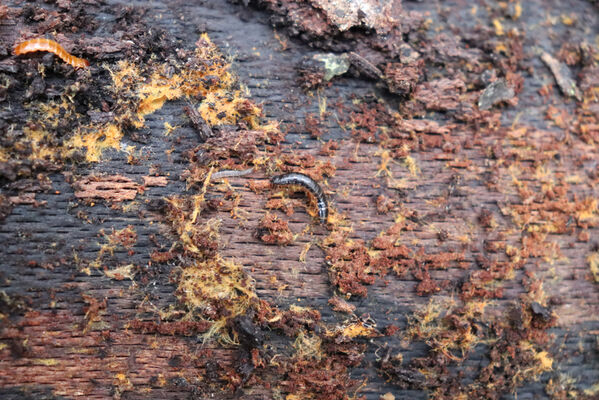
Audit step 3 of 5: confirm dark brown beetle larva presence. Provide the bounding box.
[270,172,328,224]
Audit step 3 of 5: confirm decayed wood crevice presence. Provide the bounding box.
[0,0,598,399]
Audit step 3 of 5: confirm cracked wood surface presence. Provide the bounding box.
[0,0,598,399]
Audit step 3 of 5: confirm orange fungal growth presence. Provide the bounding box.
[14,38,89,68]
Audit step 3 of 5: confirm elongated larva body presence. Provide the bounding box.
[14,38,89,69]
[271,172,328,224]
[211,167,254,180]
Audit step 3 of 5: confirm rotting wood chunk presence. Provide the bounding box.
[413,78,466,111]
[73,175,140,201]
[328,296,356,313]
[383,61,422,95]
[142,175,168,187]
[541,52,582,101]
[478,78,515,110]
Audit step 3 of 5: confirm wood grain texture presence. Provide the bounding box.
[0,0,598,399]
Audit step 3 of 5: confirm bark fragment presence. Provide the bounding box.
[541,52,582,101]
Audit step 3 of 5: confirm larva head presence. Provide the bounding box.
[76,58,90,68]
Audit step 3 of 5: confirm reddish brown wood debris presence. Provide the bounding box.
[328,296,356,314]
[257,212,294,245]
[375,194,395,214]
[142,175,168,187]
[73,175,141,201]
[1,0,599,399]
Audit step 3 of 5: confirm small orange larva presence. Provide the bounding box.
[13,38,89,69]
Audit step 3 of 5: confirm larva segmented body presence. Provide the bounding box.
[14,38,89,69]
[271,172,328,224]
[211,167,255,180]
